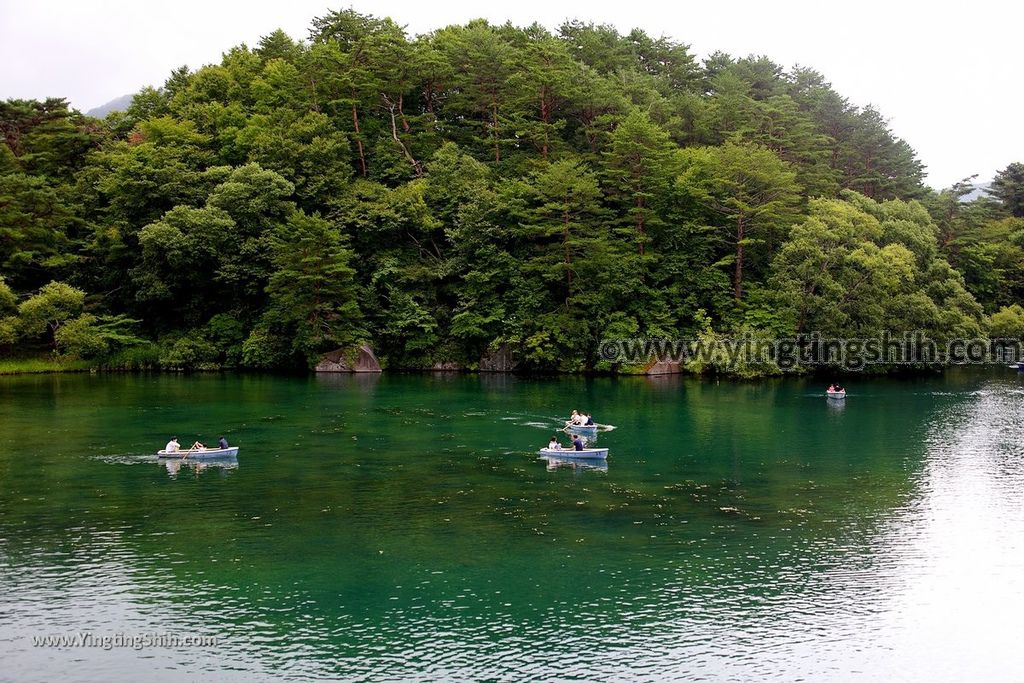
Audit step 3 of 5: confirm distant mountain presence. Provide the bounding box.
[86,93,134,118]
[961,182,993,203]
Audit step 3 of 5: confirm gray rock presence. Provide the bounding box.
[479,343,519,372]
[315,344,382,373]
[644,359,682,375]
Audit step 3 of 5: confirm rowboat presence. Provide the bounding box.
[564,423,598,434]
[826,389,846,400]
[538,447,608,459]
[157,447,239,459]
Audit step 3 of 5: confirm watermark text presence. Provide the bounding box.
[598,333,1024,371]
[31,632,219,650]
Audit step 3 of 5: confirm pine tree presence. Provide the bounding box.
[992,162,1024,218]
[266,211,364,364]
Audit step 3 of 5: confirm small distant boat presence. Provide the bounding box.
[826,389,846,400]
[538,447,608,459]
[157,447,239,459]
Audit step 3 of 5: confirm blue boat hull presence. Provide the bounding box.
[538,447,608,459]
[540,453,609,471]
[157,447,239,459]
[565,424,598,434]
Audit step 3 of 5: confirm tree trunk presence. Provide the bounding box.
[351,99,367,178]
[798,283,816,333]
[573,108,600,153]
[491,96,500,163]
[308,77,320,113]
[423,83,434,113]
[383,95,422,177]
[540,88,550,161]
[564,204,573,307]
[397,93,410,132]
[636,196,646,256]
[734,214,745,300]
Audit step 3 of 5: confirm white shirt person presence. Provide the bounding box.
[165,438,180,453]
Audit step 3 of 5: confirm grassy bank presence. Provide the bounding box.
[0,358,94,375]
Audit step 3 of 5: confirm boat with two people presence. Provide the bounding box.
[540,452,609,472]
[158,436,239,459]
[826,384,847,400]
[539,432,608,460]
[564,409,607,435]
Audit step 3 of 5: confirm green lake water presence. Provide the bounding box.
[1,370,1023,680]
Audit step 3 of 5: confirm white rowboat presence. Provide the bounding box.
[826,390,846,399]
[538,447,608,459]
[158,447,239,459]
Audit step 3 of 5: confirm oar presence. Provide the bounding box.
[180,444,198,461]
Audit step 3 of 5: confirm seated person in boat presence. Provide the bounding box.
[547,436,562,450]
[569,409,582,425]
[572,435,585,451]
[218,436,229,449]
[165,437,180,453]
[584,414,595,426]
[827,384,836,392]
[191,440,206,451]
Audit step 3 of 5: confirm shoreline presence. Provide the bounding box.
[0,359,93,376]
[0,362,960,380]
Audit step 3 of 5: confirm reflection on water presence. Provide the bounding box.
[163,456,239,478]
[826,396,847,412]
[850,383,1024,679]
[1,370,1024,680]
[314,371,381,393]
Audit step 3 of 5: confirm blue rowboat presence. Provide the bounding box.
[564,423,598,434]
[157,447,239,459]
[538,447,608,459]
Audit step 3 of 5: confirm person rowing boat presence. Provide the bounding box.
[158,437,239,459]
[566,410,596,427]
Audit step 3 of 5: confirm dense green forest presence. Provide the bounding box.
[3,11,1024,374]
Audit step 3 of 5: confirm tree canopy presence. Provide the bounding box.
[0,12,1014,374]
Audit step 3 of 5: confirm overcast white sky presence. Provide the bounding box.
[1,0,1020,188]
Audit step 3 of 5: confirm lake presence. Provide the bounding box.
[1,370,1023,680]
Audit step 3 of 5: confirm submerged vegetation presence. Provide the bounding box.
[2,11,1023,374]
